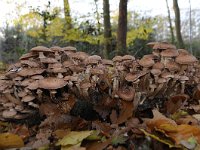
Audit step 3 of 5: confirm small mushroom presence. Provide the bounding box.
[2,109,17,119]
[117,85,135,101]
[30,46,53,60]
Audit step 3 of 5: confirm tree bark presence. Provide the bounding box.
[165,0,175,44]
[173,0,184,48]
[103,0,112,58]
[63,0,72,30]
[117,0,128,54]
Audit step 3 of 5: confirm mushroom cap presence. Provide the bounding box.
[48,62,62,69]
[70,52,89,61]
[165,61,180,72]
[86,55,102,65]
[62,46,77,52]
[146,42,158,48]
[22,95,35,102]
[19,52,38,60]
[18,90,27,97]
[20,60,39,68]
[64,75,78,82]
[153,42,176,50]
[13,76,23,81]
[47,67,67,73]
[160,49,179,57]
[175,53,197,65]
[178,49,189,55]
[157,78,167,83]
[21,78,34,86]
[151,69,161,76]
[2,109,17,118]
[38,77,66,89]
[112,56,123,63]
[30,46,52,53]
[125,73,139,82]
[62,61,74,68]
[40,57,58,64]
[122,55,135,61]
[153,62,164,70]
[69,65,85,73]
[17,68,45,77]
[161,71,174,78]
[90,68,104,75]
[27,80,39,90]
[179,76,189,81]
[117,86,135,101]
[31,75,44,80]
[50,46,63,52]
[138,57,155,68]
[102,59,113,66]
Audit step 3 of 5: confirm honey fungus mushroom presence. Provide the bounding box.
[38,77,67,103]
[30,46,53,60]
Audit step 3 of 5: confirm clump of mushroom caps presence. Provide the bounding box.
[0,42,200,121]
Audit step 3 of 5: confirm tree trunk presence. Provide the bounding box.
[173,0,184,48]
[63,0,72,30]
[165,0,175,44]
[103,0,112,58]
[117,0,128,54]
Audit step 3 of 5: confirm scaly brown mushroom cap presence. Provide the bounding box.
[38,77,66,89]
[30,46,52,53]
[138,57,155,68]
[19,52,38,60]
[20,60,39,68]
[122,55,135,61]
[112,56,123,63]
[146,42,159,48]
[175,53,197,65]
[165,61,180,72]
[21,95,35,102]
[50,46,63,52]
[153,42,176,50]
[2,109,17,118]
[17,68,45,77]
[117,85,135,101]
[160,49,179,57]
[62,46,77,52]
[153,62,164,70]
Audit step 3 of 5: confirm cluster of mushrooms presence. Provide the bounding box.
[0,42,200,121]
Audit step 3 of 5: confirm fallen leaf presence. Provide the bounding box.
[116,101,134,124]
[56,130,94,146]
[0,133,24,149]
[111,135,127,146]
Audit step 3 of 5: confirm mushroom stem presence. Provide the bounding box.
[50,89,57,103]
[39,52,46,59]
[180,81,185,94]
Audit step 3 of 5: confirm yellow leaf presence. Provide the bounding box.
[0,133,24,149]
[56,130,93,146]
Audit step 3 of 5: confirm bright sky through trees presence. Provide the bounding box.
[0,0,200,28]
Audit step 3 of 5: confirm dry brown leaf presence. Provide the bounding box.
[115,101,134,124]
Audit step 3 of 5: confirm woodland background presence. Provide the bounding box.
[0,0,199,66]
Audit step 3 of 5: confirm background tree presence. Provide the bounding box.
[173,0,184,48]
[116,0,128,54]
[165,0,175,44]
[63,0,72,30]
[103,0,112,58]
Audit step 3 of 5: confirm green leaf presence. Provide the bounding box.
[111,135,127,146]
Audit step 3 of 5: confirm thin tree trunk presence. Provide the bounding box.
[103,0,112,58]
[63,0,72,30]
[173,0,184,48]
[117,0,128,54]
[165,0,175,44]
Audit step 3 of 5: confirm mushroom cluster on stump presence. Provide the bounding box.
[0,42,200,121]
